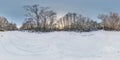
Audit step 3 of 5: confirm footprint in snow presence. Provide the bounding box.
[81,34,94,36]
[1,35,3,37]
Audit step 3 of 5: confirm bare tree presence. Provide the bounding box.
[6,23,17,30]
[24,4,56,31]
[0,16,17,31]
[20,18,36,30]
[98,12,120,30]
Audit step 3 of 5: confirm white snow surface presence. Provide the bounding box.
[0,30,120,60]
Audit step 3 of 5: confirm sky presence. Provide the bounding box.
[0,0,120,27]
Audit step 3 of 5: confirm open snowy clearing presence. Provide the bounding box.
[0,30,120,60]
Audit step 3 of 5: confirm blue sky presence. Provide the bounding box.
[0,0,120,26]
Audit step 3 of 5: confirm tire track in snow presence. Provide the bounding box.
[1,32,49,55]
[2,31,120,58]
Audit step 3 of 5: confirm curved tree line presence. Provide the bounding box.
[1,4,120,32]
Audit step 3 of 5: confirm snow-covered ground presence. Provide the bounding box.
[0,30,120,60]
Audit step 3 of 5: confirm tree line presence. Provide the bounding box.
[0,16,17,31]
[20,4,102,32]
[1,4,120,32]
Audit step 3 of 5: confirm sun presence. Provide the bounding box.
[56,24,64,30]
[59,24,64,29]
